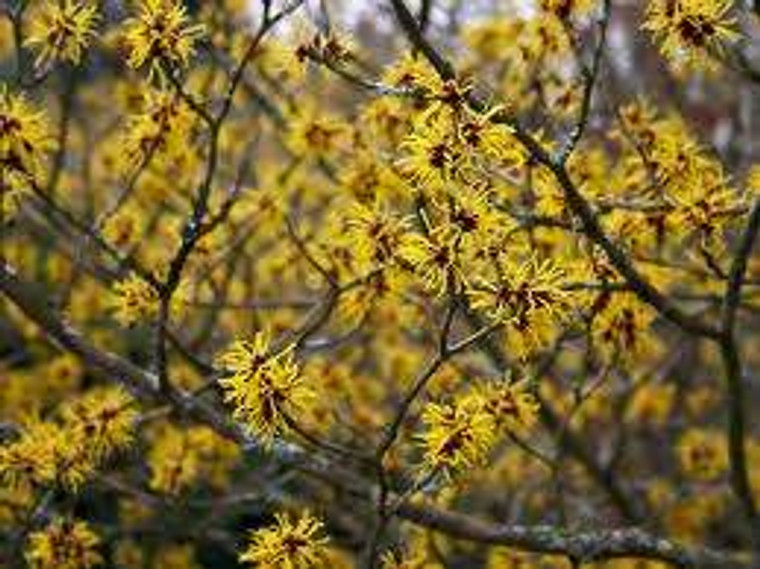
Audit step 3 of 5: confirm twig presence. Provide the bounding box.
[719,199,760,548]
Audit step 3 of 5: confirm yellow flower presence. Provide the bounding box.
[540,0,598,20]
[0,90,56,190]
[609,98,740,248]
[338,267,408,325]
[147,423,240,495]
[399,117,462,191]
[625,382,676,427]
[519,15,570,61]
[286,107,350,160]
[382,52,441,93]
[216,332,314,443]
[478,379,541,436]
[468,254,570,358]
[152,543,202,569]
[463,16,526,63]
[418,377,539,480]
[665,492,726,541]
[25,1,99,68]
[122,0,205,74]
[418,78,474,124]
[240,511,330,568]
[0,388,137,491]
[342,200,409,274]
[102,205,146,250]
[487,546,567,569]
[361,98,412,149]
[26,518,102,569]
[382,546,438,569]
[0,17,13,60]
[148,424,201,495]
[643,0,738,72]
[44,353,84,392]
[58,386,137,463]
[747,164,760,198]
[255,39,308,86]
[111,274,160,326]
[400,227,461,296]
[591,292,657,365]
[677,428,728,482]
[0,417,58,488]
[419,395,496,476]
[339,151,406,203]
[120,87,196,173]
[114,540,144,568]
[456,107,524,167]
[469,256,569,332]
[668,171,739,241]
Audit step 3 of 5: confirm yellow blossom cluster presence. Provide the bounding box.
[0,386,137,490]
[25,1,99,68]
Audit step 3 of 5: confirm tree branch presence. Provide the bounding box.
[398,503,751,569]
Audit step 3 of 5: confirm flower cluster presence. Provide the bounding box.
[26,518,101,569]
[470,255,571,357]
[644,0,737,72]
[240,511,330,568]
[0,90,56,200]
[216,332,315,443]
[25,1,99,68]
[420,379,540,476]
[147,423,240,495]
[122,0,205,75]
[120,87,197,173]
[0,387,137,490]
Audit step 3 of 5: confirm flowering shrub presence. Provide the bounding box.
[2,0,760,567]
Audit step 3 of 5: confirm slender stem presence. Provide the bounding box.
[719,200,760,548]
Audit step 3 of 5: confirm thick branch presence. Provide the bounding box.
[0,262,159,400]
[398,503,750,569]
